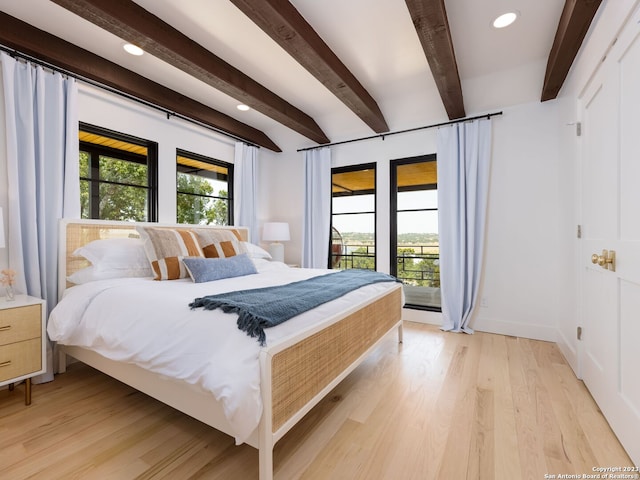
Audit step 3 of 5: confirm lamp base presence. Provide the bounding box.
[268,242,284,263]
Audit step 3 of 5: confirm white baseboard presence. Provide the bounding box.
[402,309,558,343]
[471,316,557,342]
[402,308,442,325]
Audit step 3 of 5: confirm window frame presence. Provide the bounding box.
[79,122,158,222]
[330,162,377,270]
[176,148,234,226]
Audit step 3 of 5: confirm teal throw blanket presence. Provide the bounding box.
[189,269,400,345]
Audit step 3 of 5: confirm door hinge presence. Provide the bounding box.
[577,225,582,238]
[577,326,583,340]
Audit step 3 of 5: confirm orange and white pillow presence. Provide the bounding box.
[137,227,203,280]
[191,228,247,259]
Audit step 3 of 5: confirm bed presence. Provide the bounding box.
[50,219,403,480]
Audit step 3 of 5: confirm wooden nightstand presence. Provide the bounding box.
[0,295,46,405]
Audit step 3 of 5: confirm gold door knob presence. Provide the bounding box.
[591,249,616,272]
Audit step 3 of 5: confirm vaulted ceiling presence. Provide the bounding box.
[0,0,602,153]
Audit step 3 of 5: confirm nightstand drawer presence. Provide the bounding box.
[0,304,42,346]
[0,338,42,382]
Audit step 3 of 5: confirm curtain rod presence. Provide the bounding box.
[297,111,503,152]
[0,45,259,149]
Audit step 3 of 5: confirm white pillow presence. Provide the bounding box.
[73,238,150,269]
[67,265,152,284]
[69,238,153,283]
[243,242,272,260]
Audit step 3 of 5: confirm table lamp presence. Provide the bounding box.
[262,222,290,263]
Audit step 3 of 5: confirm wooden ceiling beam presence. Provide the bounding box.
[50,0,330,144]
[0,12,281,152]
[229,0,389,134]
[541,0,603,101]
[404,0,465,120]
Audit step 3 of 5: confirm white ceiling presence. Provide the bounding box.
[0,0,566,152]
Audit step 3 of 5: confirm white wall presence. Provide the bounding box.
[257,148,303,256]
[260,100,572,341]
[472,101,567,341]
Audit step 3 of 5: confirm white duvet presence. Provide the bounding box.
[47,260,400,444]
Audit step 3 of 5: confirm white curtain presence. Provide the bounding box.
[302,147,331,268]
[437,118,492,333]
[233,141,259,244]
[1,53,79,381]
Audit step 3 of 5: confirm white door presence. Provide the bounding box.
[579,8,640,465]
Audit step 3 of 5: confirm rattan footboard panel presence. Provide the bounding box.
[270,285,402,432]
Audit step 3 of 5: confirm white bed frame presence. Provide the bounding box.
[56,219,403,479]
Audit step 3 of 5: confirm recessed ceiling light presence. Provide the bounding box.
[123,43,144,56]
[492,11,518,29]
[237,104,250,111]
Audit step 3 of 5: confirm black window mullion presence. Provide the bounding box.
[390,160,399,278]
[147,141,158,222]
[397,207,438,214]
[90,151,100,220]
[332,210,375,216]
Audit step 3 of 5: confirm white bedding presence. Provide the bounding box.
[47,260,401,444]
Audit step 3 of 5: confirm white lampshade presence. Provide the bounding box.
[0,207,5,249]
[262,222,290,263]
[262,222,290,242]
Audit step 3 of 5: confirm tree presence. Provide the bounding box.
[79,152,90,218]
[177,173,229,225]
[177,173,213,224]
[81,153,231,224]
[206,193,228,225]
[80,153,149,221]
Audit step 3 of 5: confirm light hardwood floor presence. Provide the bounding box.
[0,322,632,479]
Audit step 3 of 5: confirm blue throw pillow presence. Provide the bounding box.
[183,254,258,283]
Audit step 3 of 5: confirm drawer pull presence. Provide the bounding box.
[0,325,11,331]
[0,360,11,367]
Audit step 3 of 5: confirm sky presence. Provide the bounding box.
[332,190,438,234]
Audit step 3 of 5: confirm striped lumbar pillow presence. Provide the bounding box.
[137,227,203,280]
[191,228,247,259]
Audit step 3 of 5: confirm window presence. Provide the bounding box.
[79,124,158,221]
[390,155,440,310]
[330,163,376,270]
[176,150,233,225]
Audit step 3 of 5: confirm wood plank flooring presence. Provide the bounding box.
[0,322,632,479]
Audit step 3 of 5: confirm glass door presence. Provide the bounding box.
[330,164,376,270]
[390,155,440,310]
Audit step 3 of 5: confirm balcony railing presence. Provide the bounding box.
[332,244,375,270]
[331,243,440,288]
